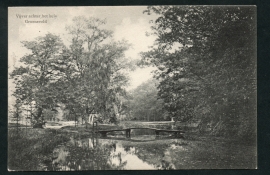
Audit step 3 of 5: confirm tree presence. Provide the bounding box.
[141,6,256,138]
[54,16,134,123]
[10,33,66,127]
[10,16,134,126]
[128,78,166,121]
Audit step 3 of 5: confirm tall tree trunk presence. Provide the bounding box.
[33,107,44,128]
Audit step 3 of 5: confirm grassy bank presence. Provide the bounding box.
[8,127,92,171]
[174,133,257,169]
[8,123,122,171]
[8,123,29,128]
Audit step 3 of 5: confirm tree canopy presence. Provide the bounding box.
[127,78,166,121]
[141,6,256,138]
[10,16,134,125]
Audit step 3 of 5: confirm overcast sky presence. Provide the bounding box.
[8,6,158,105]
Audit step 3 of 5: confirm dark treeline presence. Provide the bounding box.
[139,6,256,140]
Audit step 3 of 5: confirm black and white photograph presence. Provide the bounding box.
[8,6,257,170]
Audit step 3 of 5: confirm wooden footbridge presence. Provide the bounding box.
[92,123,185,138]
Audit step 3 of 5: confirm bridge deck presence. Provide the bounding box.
[95,128,185,134]
[96,129,127,132]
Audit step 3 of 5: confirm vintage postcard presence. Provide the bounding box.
[8,6,257,170]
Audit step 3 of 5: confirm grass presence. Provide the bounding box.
[166,133,257,169]
[8,123,29,128]
[8,127,88,171]
[8,123,123,171]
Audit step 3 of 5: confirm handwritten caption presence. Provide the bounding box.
[16,14,57,23]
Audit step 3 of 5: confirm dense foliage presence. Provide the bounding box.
[10,16,133,125]
[141,6,256,139]
[10,33,65,126]
[127,78,167,121]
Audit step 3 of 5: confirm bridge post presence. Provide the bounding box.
[155,130,160,137]
[100,131,107,137]
[174,131,178,137]
[178,132,184,138]
[126,129,131,138]
[93,121,98,133]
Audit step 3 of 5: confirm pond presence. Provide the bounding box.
[44,130,187,170]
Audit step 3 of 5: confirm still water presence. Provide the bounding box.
[44,130,186,170]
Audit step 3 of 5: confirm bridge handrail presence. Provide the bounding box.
[96,127,185,133]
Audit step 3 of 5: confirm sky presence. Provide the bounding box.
[8,6,158,106]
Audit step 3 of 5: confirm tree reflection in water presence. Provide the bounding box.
[46,134,183,170]
[47,135,128,170]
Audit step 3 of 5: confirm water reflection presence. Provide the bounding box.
[45,132,185,170]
